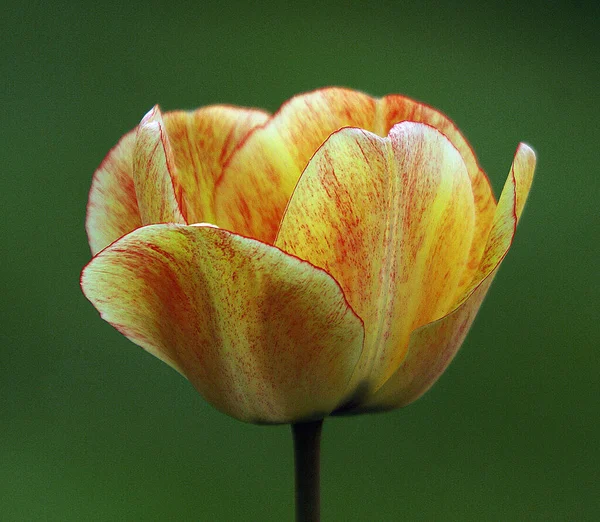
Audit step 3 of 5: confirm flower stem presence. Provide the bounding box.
[292,419,323,522]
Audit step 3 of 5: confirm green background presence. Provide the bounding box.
[2,0,598,520]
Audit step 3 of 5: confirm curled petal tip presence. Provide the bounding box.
[517,141,536,156]
[512,142,536,221]
[140,105,162,125]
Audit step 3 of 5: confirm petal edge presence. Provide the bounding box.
[86,130,142,255]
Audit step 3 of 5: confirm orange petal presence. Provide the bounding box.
[81,224,364,424]
[133,106,186,225]
[357,143,536,411]
[377,95,497,294]
[276,122,475,396]
[86,130,141,255]
[162,106,269,224]
[213,87,376,242]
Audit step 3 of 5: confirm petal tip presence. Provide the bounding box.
[140,105,163,126]
[517,141,536,157]
[512,142,536,220]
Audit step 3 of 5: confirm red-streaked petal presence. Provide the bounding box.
[276,122,475,396]
[162,106,269,224]
[133,106,186,225]
[378,95,497,294]
[213,87,376,243]
[464,143,536,295]
[356,143,536,411]
[86,131,141,255]
[81,224,364,424]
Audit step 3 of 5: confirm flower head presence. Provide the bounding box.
[82,88,535,423]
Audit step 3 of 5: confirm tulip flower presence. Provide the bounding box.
[81,87,535,521]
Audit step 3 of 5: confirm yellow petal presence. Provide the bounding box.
[276,122,475,397]
[378,95,497,294]
[86,130,141,255]
[81,224,364,424]
[133,106,186,225]
[464,143,536,296]
[162,106,269,224]
[214,87,376,242]
[357,143,536,411]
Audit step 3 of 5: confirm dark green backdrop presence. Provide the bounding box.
[2,0,598,520]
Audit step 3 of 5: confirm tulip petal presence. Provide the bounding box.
[81,224,364,424]
[356,143,536,411]
[86,131,141,255]
[276,122,475,396]
[464,143,536,297]
[162,106,269,224]
[378,95,497,293]
[133,106,187,225]
[214,87,376,242]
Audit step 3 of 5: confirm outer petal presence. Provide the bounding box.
[86,131,141,255]
[356,143,536,411]
[463,143,536,297]
[162,106,269,224]
[214,87,376,243]
[378,95,497,293]
[276,122,475,397]
[133,106,186,225]
[81,224,364,424]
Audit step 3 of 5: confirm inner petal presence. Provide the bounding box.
[213,88,376,243]
[133,106,186,225]
[163,106,270,225]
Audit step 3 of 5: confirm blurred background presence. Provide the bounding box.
[1,0,598,520]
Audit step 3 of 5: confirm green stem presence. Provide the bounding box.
[292,419,323,522]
